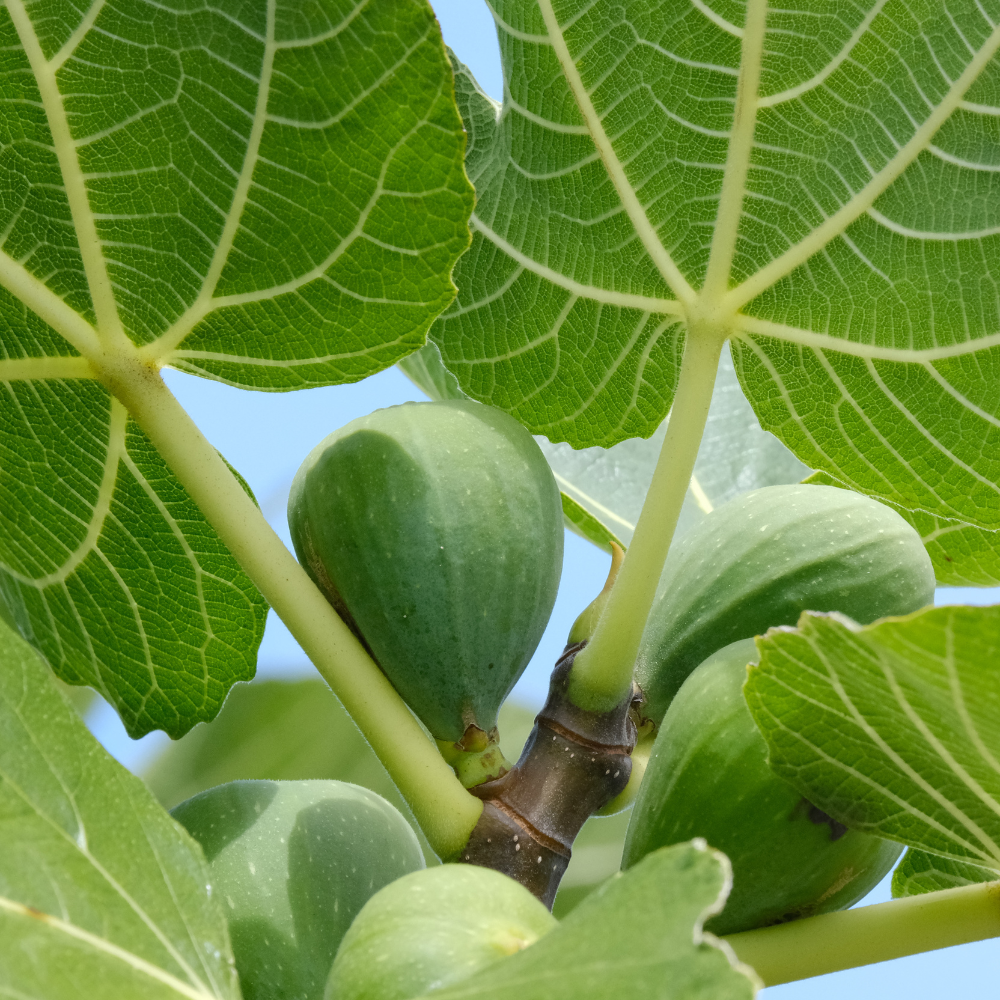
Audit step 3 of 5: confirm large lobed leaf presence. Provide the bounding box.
[429,841,760,1000]
[745,606,1000,874]
[430,0,1000,559]
[0,617,238,999]
[0,0,473,734]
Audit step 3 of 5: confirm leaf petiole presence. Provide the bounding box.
[568,329,725,712]
[725,880,1000,985]
[103,355,482,860]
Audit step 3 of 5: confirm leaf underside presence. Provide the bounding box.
[746,607,1000,874]
[430,0,1000,557]
[0,618,238,1000]
[892,846,999,897]
[0,0,473,735]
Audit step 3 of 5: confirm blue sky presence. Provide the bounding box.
[86,3,999,995]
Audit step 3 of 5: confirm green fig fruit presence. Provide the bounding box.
[636,484,935,724]
[287,400,563,763]
[325,864,557,1000]
[172,779,424,1000]
[623,639,903,934]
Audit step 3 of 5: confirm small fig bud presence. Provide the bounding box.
[567,541,624,646]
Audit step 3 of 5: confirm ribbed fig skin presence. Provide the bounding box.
[636,484,935,724]
[288,400,563,742]
[624,640,903,935]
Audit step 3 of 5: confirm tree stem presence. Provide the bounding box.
[102,355,482,859]
[568,328,724,712]
[724,881,1000,986]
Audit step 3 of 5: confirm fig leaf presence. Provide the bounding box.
[427,841,760,1000]
[0,617,238,999]
[746,606,1000,875]
[892,848,999,898]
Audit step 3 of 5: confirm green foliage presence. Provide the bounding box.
[0,0,472,736]
[636,484,935,722]
[433,1,1000,517]
[561,493,625,554]
[625,639,902,934]
[0,617,238,999]
[287,400,563,743]
[173,780,424,1000]
[5,0,1000,991]
[892,848,999,898]
[746,606,1000,874]
[426,842,760,1000]
[0,384,268,738]
[327,864,557,1000]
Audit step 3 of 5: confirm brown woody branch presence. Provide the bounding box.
[458,642,639,907]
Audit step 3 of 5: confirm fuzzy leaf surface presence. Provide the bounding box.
[746,607,1000,873]
[0,388,267,737]
[0,618,238,999]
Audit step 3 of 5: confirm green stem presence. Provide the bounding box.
[102,354,482,859]
[724,881,1000,986]
[568,328,725,712]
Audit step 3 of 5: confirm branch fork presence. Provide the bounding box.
[459,642,640,907]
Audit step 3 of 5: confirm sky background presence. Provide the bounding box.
[85,2,1000,995]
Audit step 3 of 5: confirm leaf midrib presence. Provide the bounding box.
[6,0,123,346]
[725,18,1000,313]
[536,0,697,308]
[0,896,218,999]
[522,1,1000,349]
[0,697,216,995]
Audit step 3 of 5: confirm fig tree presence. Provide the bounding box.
[288,400,563,784]
[326,864,557,1000]
[623,640,903,934]
[171,779,424,1000]
[636,483,935,723]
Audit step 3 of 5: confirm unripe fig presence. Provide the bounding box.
[172,780,423,1000]
[288,401,563,777]
[636,484,935,723]
[326,864,557,1000]
[623,640,903,934]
